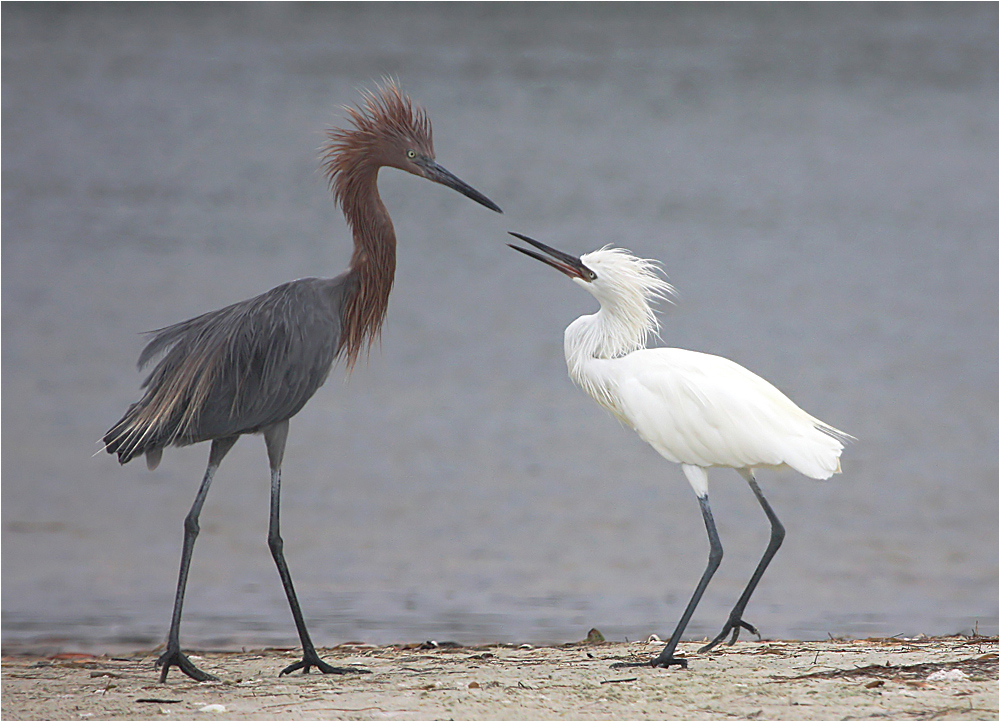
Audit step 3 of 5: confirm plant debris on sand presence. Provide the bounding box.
[2,635,996,720]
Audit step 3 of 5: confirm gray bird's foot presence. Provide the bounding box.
[156,647,219,683]
[610,655,688,670]
[700,617,760,653]
[278,650,371,677]
[651,654,689,669]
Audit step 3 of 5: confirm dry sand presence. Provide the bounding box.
[2,636,996,720]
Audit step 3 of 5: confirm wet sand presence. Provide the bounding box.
[2,636,996,720]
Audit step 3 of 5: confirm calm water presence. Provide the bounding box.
[3,4,997,654]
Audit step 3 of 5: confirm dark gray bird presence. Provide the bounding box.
[103,81,501,683]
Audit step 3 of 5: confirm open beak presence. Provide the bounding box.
[418,158,502,213]
[507,232,596,282]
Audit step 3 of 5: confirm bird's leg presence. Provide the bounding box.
[648,492,724,669]
[157,436,237,683]
[700,470,784,653]
[263,421,366,677]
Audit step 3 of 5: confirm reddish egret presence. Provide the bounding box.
[507,233,851,669]
[103,81,501,683]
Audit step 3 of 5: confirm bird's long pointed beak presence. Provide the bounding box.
[420,159,502,213]
[507,232,595,281]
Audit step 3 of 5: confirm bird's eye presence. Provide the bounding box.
[406,149,417,159]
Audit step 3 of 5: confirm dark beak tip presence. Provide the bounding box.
[463,188,502,214]
[506,232,593,282]
[471,195,502,214]
[426,159,502,214]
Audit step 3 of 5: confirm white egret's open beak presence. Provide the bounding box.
[507,232,596,282]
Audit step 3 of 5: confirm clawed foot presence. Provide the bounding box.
[610,653,688,670]
[279,650,371,677]
[156,647,219,683]
[651,654,688,669]
[700,617,760,653]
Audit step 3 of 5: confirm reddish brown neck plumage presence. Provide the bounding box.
[334,162,397,368]
[322,82,430,368]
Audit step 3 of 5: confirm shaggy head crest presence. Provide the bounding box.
[575,246,675,352]
[321,79,434,213]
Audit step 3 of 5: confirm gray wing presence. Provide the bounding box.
[104,273,355,464]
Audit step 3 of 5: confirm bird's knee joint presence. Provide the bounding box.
[268,534,284,554]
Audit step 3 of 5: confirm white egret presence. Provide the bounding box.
[508,232,852,669]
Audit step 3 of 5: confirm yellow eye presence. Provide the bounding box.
[406,150,417,159]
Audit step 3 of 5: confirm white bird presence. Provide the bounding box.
[508,232,852,669]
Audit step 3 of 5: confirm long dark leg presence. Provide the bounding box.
[157,436,238,683]
[649,492,724,668]
[700,469,785,653]
[263,421,363,677]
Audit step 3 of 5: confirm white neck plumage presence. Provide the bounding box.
[557,247,675,415]
[564,298,656,416]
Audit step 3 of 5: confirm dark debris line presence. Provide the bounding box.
[777,655,999,682]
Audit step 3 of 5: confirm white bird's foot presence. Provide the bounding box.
[700,617,760,653]
[278,649,371,677]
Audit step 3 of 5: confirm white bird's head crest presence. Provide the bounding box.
[507,234,676,360]
[578,246,674,320]
[572,246,675,360]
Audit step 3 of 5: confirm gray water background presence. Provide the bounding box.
[3,4,997,654]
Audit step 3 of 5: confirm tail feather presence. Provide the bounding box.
[103,401,168,465]
[815,421,856,446]
[145,448,163,470]
[103,303,234,465]
[782,422,853,480]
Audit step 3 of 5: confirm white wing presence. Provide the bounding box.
[595,348,848,479]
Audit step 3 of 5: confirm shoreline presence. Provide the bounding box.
[2,635,996,720]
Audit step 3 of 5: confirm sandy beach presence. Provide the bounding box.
[2,635,996,720]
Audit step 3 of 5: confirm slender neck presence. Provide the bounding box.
[336,165,397,367]
[565,302,653,364]
[564,302,654,417]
